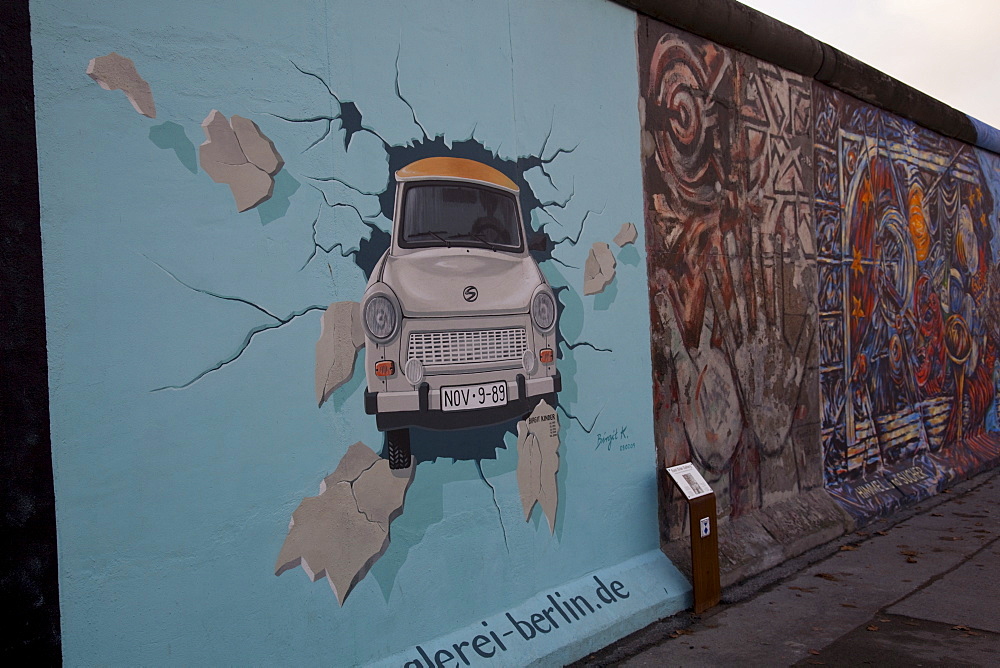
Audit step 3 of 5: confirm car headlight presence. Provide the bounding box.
[531,290,556,332]
[364,294,398,342]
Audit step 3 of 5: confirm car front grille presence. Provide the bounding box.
[407,327,527,366]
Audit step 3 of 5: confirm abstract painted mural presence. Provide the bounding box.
[814,84,1000,520]
[638,19,819,538]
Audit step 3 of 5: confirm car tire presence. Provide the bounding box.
[387,428,411,470]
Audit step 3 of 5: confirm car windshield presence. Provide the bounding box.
[399,182,523,251]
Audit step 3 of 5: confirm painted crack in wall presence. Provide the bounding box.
[264,53,622,601]
[145,257,327,391]
[278,58,620,383]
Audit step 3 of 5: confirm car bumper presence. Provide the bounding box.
[365,371,561,431]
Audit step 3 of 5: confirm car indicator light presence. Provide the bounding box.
[539,348,554,364]
[375,360,395,377]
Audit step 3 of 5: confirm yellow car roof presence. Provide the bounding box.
[395,157,518,192]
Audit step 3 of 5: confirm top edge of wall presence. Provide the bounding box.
[615,0,1000,156]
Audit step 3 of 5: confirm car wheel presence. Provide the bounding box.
[386,428,411,470]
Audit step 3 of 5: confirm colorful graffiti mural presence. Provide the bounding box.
[637,20,820,538]
[815,84,1000,520]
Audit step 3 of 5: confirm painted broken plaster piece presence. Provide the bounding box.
[199,110,284,212]
[231,115,284,174]
[275,442,414,605]
[315,301,364,407]
[613,222,638,247]
[583,242,617,295]
[516,399,560,533]
[86,52,156,118]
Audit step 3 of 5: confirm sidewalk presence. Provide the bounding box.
[577,469,1000,666]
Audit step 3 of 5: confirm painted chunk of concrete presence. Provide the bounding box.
[583,242,617,295]
[315,301,363,407]
[199,110,283,212]
[613,222,638,247]
[516,399,560,533]
[275,442,414,605]
[86,52,156,118]
[231,115,284,174]
[200,110,246,165]
[353,459,413,528]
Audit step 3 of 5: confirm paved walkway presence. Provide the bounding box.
[578,469,1000,666]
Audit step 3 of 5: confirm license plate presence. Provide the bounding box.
[440,381,508,412]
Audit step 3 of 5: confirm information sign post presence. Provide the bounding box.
[666,463,720,613]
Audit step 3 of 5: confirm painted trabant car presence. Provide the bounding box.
[361,157,560,468]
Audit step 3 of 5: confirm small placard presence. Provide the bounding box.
[666,462,712,500]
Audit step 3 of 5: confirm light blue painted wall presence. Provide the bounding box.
[32,0,688,663]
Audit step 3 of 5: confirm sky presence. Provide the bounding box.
[736,0,1000,130]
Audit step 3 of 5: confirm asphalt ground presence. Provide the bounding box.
[575,468,1000,667]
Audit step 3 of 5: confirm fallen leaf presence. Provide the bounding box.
[840,545,858,551]
[855,531,869,537]
[879,618,891,623]
[931,513,944,517]
[809,649,821,655]
[815,573,840,581]
[907,557,918,563]
[974,529,991,534]
[875,531,888,536]
[900,550,918,556]
[904,620,920,626]
[867,625,879,631]
[952,625,970,632]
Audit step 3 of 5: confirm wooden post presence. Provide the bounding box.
[666,462,721,614]
[688,492,720,613]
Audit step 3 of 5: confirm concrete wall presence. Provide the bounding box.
[30,0,688,664]
[637,18,842,582]
[814,85,1000,520]
[634,6,1000,583]
[19,0,1000,663]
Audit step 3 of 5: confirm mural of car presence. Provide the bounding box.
[361,157,561,468]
